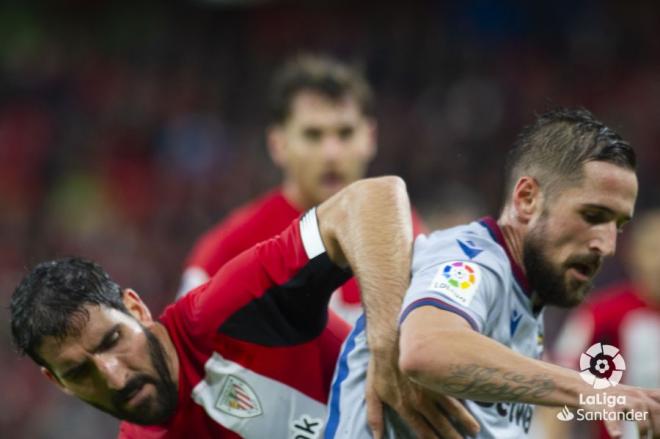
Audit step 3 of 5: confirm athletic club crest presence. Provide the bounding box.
[216,375,263,418]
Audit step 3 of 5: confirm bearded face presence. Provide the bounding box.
[518,162,638,308]
[93,325,178,425]
[523,214,602,308]
[39,305,178,426]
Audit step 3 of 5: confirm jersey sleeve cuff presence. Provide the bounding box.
[300,208,326,259]
[399,297,480,331]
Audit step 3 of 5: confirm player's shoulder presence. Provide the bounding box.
[413,220,509,275]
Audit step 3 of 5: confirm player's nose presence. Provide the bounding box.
[320,134,343,159]
[95,354,127,390]
[589,222,617,257]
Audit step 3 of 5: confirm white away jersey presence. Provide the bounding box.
[325,217,544,439]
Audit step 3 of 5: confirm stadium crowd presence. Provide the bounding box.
[2,2,660,438]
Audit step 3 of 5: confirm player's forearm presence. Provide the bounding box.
[316,176,413,354]
[422,351,584,408]
[400,319,591,408]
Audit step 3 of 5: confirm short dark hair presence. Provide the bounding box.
[10,257,127,369]
[504,107,636,201]
[268,54,374,124]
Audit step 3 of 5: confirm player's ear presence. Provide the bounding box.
[41,367,74,395]
[267,124,287,168]
[512,176,542,224]
[121,288,153,325]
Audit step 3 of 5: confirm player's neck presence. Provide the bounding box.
[281,180,314,211]
[496,217,526,273]
[499,220,542,310]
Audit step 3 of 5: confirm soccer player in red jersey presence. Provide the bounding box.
[552,209,660,438]
[10,178,476,439]
[179,55,426,323]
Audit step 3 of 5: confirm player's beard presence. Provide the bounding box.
[91,326,178,425]
[523,218,596,308]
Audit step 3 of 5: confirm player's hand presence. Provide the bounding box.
[597,386,660,439]
[365,352,480,439]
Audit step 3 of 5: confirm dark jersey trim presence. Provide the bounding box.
[399,296,480,331]
[478,217,532,298]
[218,253,352,346]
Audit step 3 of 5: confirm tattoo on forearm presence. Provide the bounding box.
[441,364,556,402]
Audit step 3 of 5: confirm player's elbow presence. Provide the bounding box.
[316,175,411,266]
[353,176,410,222]
[370,175,407,192]
[323,176,409,225]
[369,175,407,198]
[332,175,411,233]
[346,175,408,207]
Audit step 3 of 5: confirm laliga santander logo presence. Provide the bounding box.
[557,343,627,422]
[442,262,477,289]
[579,343,626,389]
[557,344,648,423]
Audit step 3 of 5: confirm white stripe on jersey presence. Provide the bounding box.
[300,208,326,260]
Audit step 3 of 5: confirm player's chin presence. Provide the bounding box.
[318,171,350,192]
[319,179,346,196]
[562,281,591,307]
[119,397,171,425]
[544,279,584,308]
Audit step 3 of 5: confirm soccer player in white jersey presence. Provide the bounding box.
[326,108,660,439]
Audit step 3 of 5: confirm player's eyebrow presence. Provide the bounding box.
[60,324,121,379]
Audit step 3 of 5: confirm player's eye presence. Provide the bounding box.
[98,328,121,353]
[582,210,608,225]
[337,126,354,140]
[64,362,91,380]
[110,329,120,345]
[105,329,121,350]
[302,128,322,142]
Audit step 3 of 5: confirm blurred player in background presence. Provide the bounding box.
[10,178,476,439]
[326,108,660,439]
[178,54,426,323]
[553,208,660,438]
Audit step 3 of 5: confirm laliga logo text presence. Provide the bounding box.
[556,343,649,423]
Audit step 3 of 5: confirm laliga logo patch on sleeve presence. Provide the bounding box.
[429,261,481,306]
